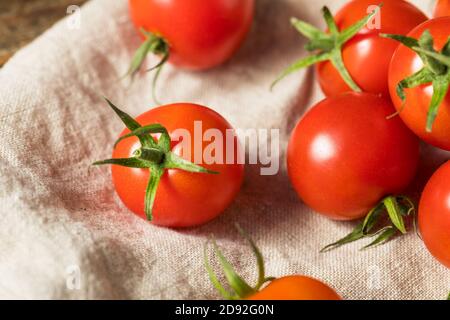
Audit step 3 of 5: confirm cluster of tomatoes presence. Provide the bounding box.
[94,0,450,300]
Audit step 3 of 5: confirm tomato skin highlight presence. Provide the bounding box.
[247,276,341,300]
[317,0,427,97]
[388,17,450,151]
[111,103,244,228]
[128,0,254,70]
[434,0,450,18]
[287,93,420,221]
[419,161,450,269]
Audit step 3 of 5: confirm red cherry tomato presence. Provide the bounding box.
[128,0,254,70]
[111,103,244,227]
[419,160,450,268]
[248,276,341,300]
[287,93,419,220]
[388,17,450,151]
[317,0,427,96]
[434,0,450,17]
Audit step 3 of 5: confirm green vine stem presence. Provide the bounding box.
[381,30,450,132]
[123,29,170,104]
[321,196,416,252]
[271,5,381,91]
[204,224,275,300]
[93,98,217,221]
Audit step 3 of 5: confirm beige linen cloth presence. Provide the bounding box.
[0,0,449,300]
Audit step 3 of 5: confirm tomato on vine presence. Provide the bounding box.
[272,0,427,97]
[384,17,450,151]
[94,99,244,228]
[127,0,255,102]
[205,225,341,300]
[286,93,420,250]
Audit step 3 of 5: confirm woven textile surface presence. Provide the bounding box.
[0,0,448,299]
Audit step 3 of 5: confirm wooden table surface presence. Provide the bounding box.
[0,0,88,67]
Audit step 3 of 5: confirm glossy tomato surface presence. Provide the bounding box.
[128,0,254,70]
[434,0,450,17]
[419,161,450,268]
[317,0,427,97]
[287,93,419,220]
[248,276,341,300]
[112,103,244,227]
[388,17,450,151]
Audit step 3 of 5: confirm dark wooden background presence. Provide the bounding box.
[0,0,88,66]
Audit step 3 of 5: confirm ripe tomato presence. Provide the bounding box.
[317,0,427,96]
[419,160,450,268]
[102,102,244,228]
[434,0,450,18]
[287,93,419,220]
[128,0,254,70]
[248,276,341,300]
[388,17,450,151]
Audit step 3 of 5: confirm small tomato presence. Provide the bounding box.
[386,17,450,151]
[419,160,450,269]
[94,100,244,228]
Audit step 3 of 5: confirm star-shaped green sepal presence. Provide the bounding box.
[271,5,382,91]
[204,224,275,300]
[382,30,450,132]
[93,98,217,221]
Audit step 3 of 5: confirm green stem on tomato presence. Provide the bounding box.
[381,32,450,132]
[133,147,165,164]
[123,29,170,105]
[92,98,217,221]
[271,4,382,91]
[321,195,416,252]
[204,224,275,300]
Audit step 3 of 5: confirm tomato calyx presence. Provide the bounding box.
[93,98,217,221]
[321,196,416,252]
[124,29,170,104]
[271,5,381,91]
[204,224,275,300]
[382,31,450,132]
